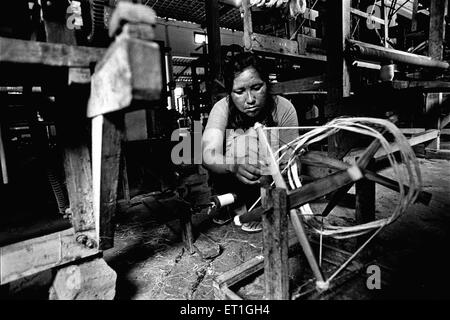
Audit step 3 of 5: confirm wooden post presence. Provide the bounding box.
[242,0,253,51]
[57,83,96,237]
[427,0,447,149]
[410,0,419,32]
[355,161,376,225]
[205,0,223,106]
[92,114,124,250]
[325,0,352,159]
[262,187,289,300]
[0,123,8,184]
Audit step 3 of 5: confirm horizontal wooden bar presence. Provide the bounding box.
[345,129,440,162]
[0,228,99,285]
[425,149,450,160]
[251,33,326,62]
[392,80,450,92]
[270,75,325,95]
[350,7,385,25]
[0,218,72,247]
[0,37,105,68]
[288,170,355,210]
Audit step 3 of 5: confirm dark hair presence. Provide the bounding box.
[223,52,276,130]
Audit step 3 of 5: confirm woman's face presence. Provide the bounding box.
[230,67,267,118]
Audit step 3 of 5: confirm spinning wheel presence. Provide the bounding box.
[234,117,424,291]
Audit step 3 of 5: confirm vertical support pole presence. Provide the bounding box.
[58,82,95,234]
[120,150,130,204]
[164,25,176,110]
[0,123,8,184]
[410,0,419,32]
[427,0,447,149]
[191,60,201,122]
[92,113,124,250]
[181,214,195,254]
[262,187,289,300]
[205,0,223,107]
[355,163,376,225]
[242,0,253,51]
[382,0,389,48]
[325,0,352,159]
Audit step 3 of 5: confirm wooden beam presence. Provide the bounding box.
[57,84,96,236]
[0,228,99,285]
[262,188,289,300]
[92,114,124,250]
[242,0,253,51]
[324,0,352,162]
[205,0,223,106]
[391,80,450,92]
[425,149,450,160]
[87,37,162,118]
[0,37,105,67]
[350,7,385,25]
[251,33,326,62]
[270,75,325,95]
[344,129,440,162]
[429,0,447,62]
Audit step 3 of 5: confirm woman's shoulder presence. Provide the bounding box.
[273,95,296,114]
[274,95,294,108]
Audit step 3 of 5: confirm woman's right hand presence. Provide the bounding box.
[227,160,262,185]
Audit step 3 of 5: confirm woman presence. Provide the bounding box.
[202,52,299,232]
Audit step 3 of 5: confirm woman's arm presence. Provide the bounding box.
[202,128,262,184]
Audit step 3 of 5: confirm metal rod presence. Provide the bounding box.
[347,39,449,69]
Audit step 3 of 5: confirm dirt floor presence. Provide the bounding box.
[100,157,450,300]
[1,158,450,300]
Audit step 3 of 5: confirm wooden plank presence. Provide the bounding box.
[251,33,299,55]
[251,33,326,62]
[0,228,98,285]
[0,37,105,67]
[391,80,450,92]
[262,188,289,300]
[214,255,265,291]
[270,75,325,95]
[92,114,124,250]
[87,37,162,118]
[213,237,302,299]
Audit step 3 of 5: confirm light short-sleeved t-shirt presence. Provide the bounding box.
[205,95,299,164]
